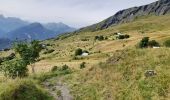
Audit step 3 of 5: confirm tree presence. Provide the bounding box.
[139,37,149,48]
[13,40,42,73]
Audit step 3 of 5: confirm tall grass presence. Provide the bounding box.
[0,79,53,100]
[64,48,170,100]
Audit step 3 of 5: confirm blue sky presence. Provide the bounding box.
[0,0,157,28]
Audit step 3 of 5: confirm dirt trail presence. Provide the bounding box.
[43,78,73,100]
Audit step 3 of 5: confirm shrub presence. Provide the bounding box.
[98,36,104,41]
[43,49,55,54]
[61,64,69,71]
[94,36,99,40]
[51,66,58,72]
[5,53,15,61]
[0,59,28,78]
[148,40,160,47]
[124,34,130,38]
[138,37,160,48]
[75,48,83,56]
[117,34,130,39]
[139,37,149,48]
[117,35,125,39]
[95,36,104,41]
[80,62,86,69]
[164,39,170,47]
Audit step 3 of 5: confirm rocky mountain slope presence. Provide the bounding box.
[79,0,170,32]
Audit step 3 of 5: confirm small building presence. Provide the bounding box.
[153,46,160,49]
[81,53,89,56]
[117,33,123,35]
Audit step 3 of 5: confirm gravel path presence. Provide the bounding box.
[43,78,73,100]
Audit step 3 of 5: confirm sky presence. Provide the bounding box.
[0,0,158,28]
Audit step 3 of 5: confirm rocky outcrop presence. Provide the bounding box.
[79,0,170,32]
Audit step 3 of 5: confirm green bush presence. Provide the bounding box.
[164,39,170,47]
[80,62,86,69]
[117,34,130,39]
[75,48,83,56]
[139,37,149,48]
[148,40,160,47]
[51,66,58,72]
[43,49,55,54]
[138,37,160,48]
[124,34,130,38]
[0,59,28,78]
[95,36,104,41]
[61,64,69,71]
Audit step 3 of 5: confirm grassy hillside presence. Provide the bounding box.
[1,14,170,99]
[31,14,170,73]
[63,48,170,100]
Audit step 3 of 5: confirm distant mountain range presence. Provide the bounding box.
[44,22,76,34]
[0,15,76,49]
[79,0,170,32]
[0,15,76,40]
[0,38,12,50]
[6,23,56,41]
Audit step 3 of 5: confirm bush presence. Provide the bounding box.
[139,37,149,48]
[98,36,104,41]
[124,34,130,38]
[43,49,55,54]
[148,40,160,47]
[164,39,170,47]
[5,53,15,61]
[95,36,104,41]
[0,59,28,78]
[51,66,58,72]
[75,48,83,56]
[61,64,69,71]
[80,62,86,69]
[94,36,99,40]
[117,34,130,39]
[138,37,160,48]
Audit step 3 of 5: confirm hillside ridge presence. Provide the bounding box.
[78,0,170,32]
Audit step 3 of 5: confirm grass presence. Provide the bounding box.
[62,48,170,100]
[0,79,53,100]
[1,14,170,99]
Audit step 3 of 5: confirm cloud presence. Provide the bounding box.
[0,0,157,28]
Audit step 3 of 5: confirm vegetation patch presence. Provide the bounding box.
[0,79,52,100]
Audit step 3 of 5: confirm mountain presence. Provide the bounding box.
[0,15,76,37]
[6,23,56,41]
[79,0,170,32]
[0,38,12,50]
[0,28,5,37]
[44,22,76,34]
[0,15,29,32]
